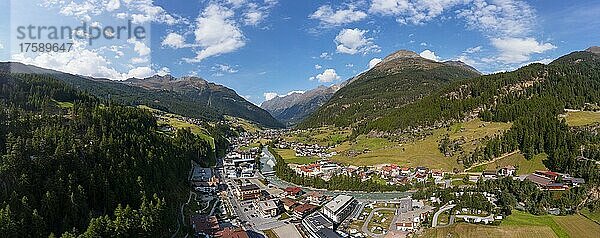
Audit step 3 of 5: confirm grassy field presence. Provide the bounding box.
[54,100,74,109]
[284,127,352,146]
[467,153,548,175]
[225,115,263,133]
[553,214,600,238]
[274,148,319,164]
[581,208,600,224]
[329,119,511,170]
[422,210,600,238]
[421,223,558,238]
[138,105,215,149]
[565,111,600,126]
[501,210,569,238]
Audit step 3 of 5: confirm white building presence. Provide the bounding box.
[256,200,279,218]
[322,195,357,224]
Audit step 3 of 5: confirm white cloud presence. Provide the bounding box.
[315,64,322,70]
[212,63,239,73]
[319,52,332,60]
[106,0,120,11]
[157,67,171,76]
[11,40,158,80]
[264,92,278,101]
[127,66,154,78]
[263,90,305,102]
[0,42,3,49]
[45,0,184,25]
[310,5,367,26]
[335,28,380,55]
[369,0,467,25]
[367,0,536,37]
[420,42,427,46]
[369,0,411,16]
[465,46,482,53]
[240,0,278,26]
[491,37,556,63]
[186,4,246,62]
[128,39,151,56]
[346,63,354,68]
[419,49,440,61]
[457,0,535,37]
[162,32,187,49]
[311,68,341,83]
[368,58,383,69]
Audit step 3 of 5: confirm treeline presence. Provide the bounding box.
[269,146,408,192]
[0,73,218,237]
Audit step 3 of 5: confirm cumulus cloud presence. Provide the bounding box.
[419,49,440,61]
[310,68,341,83]
[368,58,383,69]
[457,0,535,37]
[186,4,246,62]
[335,28,380,55]
[162,32,187,49]
[491,37,556,63]
[369,0,464,25]
[310,5,367,26]
[11,40,158,80]
[45,0,184,24]
[315,64,323,70]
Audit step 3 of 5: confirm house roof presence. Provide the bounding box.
[215,227,249,238]
[294,203,317,214]
[285,186,303,195]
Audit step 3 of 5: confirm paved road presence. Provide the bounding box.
[432,204,456,228]
[361,207,397,238]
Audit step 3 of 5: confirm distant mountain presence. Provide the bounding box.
[124,75,283,128]
[261,85,340,126]
[0,62,283,128]
[299,49,482,128]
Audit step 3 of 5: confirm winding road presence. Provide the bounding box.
[431,204,456,228]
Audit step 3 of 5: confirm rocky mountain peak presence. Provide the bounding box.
[586,46,600,54]
[381,50,421,63]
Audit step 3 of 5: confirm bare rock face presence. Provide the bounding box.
[586,46,600,54]
[261,85,340,126]
[381,50,421,64]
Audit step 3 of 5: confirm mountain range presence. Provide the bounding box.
[0,62,283,128]
[260,85,340,126]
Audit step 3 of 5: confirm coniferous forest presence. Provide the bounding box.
[0,73,218,237]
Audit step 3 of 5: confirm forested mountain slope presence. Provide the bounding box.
[125,75,283,128]
[299,50,481,128]
[0,62,283,128]
[0,72,221,236]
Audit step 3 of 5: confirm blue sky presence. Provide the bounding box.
[1,0,599,105]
